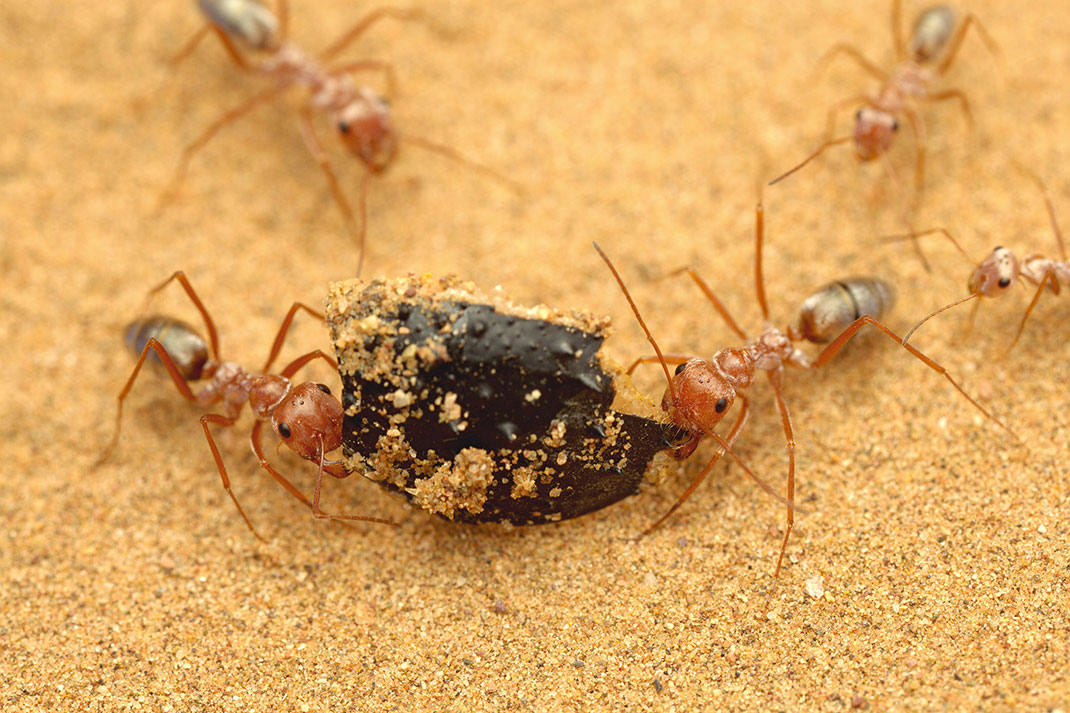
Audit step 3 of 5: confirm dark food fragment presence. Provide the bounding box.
[326,275,675,525]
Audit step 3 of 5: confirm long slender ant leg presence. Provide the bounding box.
[296,108,368,274]
[144,270,223,359]
[1015,163,1068,260]
[262,302,327,372]
[207,26,255,70]
[275,0,289,41]
[160,86,281,209]
[878,227,975,264]
[754,202,771,320]
[319,7,425,63]
[1003,272,1059,356]
[923,89,974,132]
[765,370,797,581]
[639,395,751,538]
[96,338,202,466]
[891,0,905,61]
[201,413,266,541]
[811,316,1019,441]
[902,105,927,197]
[625,354,692,377]
[279,350,338,379]
[815,43,888,82]
[937,14,1000,75]
[170,24,212,66]
[768,136,853,186]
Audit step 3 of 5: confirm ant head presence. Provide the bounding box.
[968,247,1020,297]
[661,358,737,434]
[271,382,345,462]
[335,88,397,172]
[853,108,898,160]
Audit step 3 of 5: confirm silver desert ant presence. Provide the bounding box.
[769,1,997,197]
[594,202,1016,582]
[165,0,517,274]
[886,172,1067,352]
[95,271,395,538]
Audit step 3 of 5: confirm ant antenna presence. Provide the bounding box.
[902,291,981,344]
[768,136,852,185]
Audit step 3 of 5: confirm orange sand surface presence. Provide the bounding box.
[2,1,1067,710]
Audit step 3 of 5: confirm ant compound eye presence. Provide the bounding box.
[316,383,332,395]
[338,121,350,134]
[998,277,1011,288]
[855,109,863,120]
[674,363,687,375]
[278,423,292,439]
[715,398,728,413]
[891,120,899,131]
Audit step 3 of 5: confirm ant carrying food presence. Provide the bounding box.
[769,1,997,198]
[886,171,1067,352]
[95,271,395,538]
[595,201,1017,582]
[165,0,518,274]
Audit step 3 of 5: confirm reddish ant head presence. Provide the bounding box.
[335,88,397,172]
[853,108,898,160]
[968,247,1019,297]
[271,382,345,461]
[662,357,738,434]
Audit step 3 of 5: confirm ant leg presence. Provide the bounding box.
[902,106,927,196]
[639,394,751,538]
[262,302,327,372]
[201,413,266,541]
[937,14,1000,75]
[275,0,289,41]
[923,89,974,132]
[144,270,222,359]
[170,24,212,66]
[815,43,888,82]
[207,26,255,70]
[279,350,339,379]
[250,420,315,510]
[624,354,691,376]
[331,59,399,98]
[404,135,524,194]
[309,437,398,524]
[296,109,368,274]
[811,316,1019,441]
[665,268,747,339]
[1003,272,1059,355]
[319,7,425,63]
[878,227,974,264]
[754,202,770,320]
[1014,163,1067,260]
[160,86,281,209]
[765,370,796,581]
[891,0,905,61]
[95,338,202,467]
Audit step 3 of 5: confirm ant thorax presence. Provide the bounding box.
[1022,254,1069,291]
[744,325,812,372]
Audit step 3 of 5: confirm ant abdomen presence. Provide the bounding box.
[124,316,209,381]
[790,278,896,343]
[908,5,955,63]
[197,0,279,51]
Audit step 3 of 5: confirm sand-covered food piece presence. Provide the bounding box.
[325,274,676,525]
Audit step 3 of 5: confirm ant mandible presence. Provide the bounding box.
[595,201,1017,582]
[95,271,395,538]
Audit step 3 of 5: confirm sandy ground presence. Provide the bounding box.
[2,1,1067,710]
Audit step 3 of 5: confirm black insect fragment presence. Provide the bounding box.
[325,275,674,525]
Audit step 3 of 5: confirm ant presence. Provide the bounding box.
[165,0,518,274]
[769,1,997,197]
[594,201,1017,582]
[885,171,1067,352]
[95,271,395,539]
